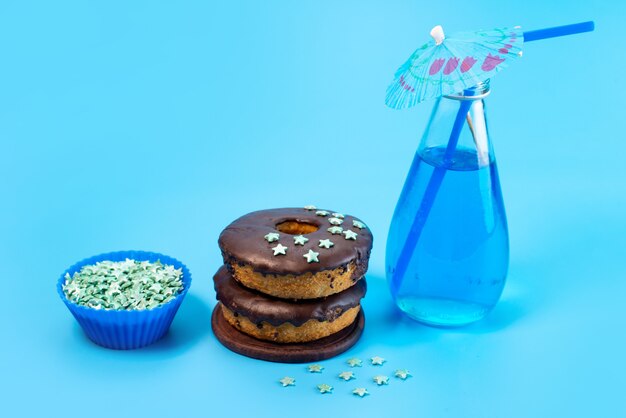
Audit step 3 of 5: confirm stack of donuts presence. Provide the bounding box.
[212,206,373,362]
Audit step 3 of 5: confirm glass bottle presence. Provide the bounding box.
[386,80,509,327]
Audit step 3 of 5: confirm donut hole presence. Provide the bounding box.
[275,220,319,235]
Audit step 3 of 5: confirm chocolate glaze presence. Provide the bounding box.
[218,208,373,275]
[213,265,367,327]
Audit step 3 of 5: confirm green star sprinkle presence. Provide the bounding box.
[352,388,369,397]
[279,377,296,387]
[293,235,309,245]
[62,259,183,311]
[304,205,317,210]
[347,358,363,367]
[331,213,345,219]
[316,210,330,217]
[308,364,324,373]
[394,369,412,380]
[371,356,386,366]
[373,375,389,386]
[303,249,320,263]
[318,239,334,249]
[328,217,343,226]
[338,371,355,381]
[317,384,333,394]
[272,243,288,256]
[264,232,280,243]
[327,226,343,235]
[343,229,358,240]
[352,220,366,229]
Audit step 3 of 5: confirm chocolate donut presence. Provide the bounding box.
[218,206,373,299]
[213,266,366,343]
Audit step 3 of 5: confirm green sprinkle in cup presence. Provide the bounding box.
[57,251,192,349]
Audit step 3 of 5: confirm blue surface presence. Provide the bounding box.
[1,1,625,417]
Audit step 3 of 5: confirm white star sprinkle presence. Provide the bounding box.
[352,220,366,229]
[304,205,317,210]
[371,356,386,365]
[352,388,369,397]
[327,226,343,235]
[308,364,324,373]
[373,375,389,386]
[343,229,358,240]
[317,383,333,394]
[303,249,320,263]
[279,376,296,387]
[272,244,287,256]
[338,371,355,381]
[293,235,309,245]
[328,217,343,225]
[347,358,362,367]
[318,239,334,249]
[331,213,345,219]
[315,210,329,217]
[394,369,412,380]
[264,232,280,243]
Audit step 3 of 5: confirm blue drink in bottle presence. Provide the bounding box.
[386,80,509,326]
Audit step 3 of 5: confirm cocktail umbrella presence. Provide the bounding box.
[386,21,595,287]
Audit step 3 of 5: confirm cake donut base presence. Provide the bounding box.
[211,305,365,363]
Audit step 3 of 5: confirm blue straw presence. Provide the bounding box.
[524,21,594,42]
[392,99,472,292]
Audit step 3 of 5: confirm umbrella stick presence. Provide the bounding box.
[391,99,472,292]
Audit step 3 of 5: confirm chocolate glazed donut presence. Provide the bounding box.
[214,266,367,343]
[218,207,373,299]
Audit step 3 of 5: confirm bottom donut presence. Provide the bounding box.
[211,304,365,363]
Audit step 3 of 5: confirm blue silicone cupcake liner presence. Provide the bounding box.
[57,250,192,350]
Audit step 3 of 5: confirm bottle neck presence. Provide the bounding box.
[444,79,491,101]
[419,80,494,168]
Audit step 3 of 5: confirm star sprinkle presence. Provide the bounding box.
[272,244,288,256]
[264,232,280,243]
[343,229,358,240]
[318,239,334,249]
[370,356,386,366]
[315,210,329,217]
[331,213,345,219]
[394,369,412,380]
[352,388,369,397]
[303,249,320,263]
[328,217,343,226]
[352,220,366,229]
[338,371,355,381]
[279,377,296,387]
[327,226,343,235]
[373,375,389,386]
[308,364,324,373]
[62,259,183,311]
[317,384,333,394]
[293,235,309,245]
[304,205,317,210]
[347,358,363,367]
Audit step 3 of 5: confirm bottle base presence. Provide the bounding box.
[396,296,494,327]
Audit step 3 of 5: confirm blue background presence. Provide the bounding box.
[2,1,625,417]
